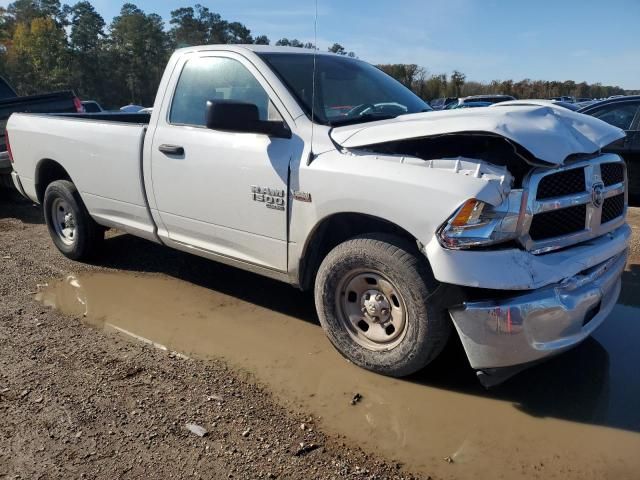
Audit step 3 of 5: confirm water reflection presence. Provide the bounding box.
[36,269,640,479]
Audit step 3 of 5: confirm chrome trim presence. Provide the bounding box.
[449,250,627,369]
[520,154,627,255]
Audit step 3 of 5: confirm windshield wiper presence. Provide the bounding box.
[330,113,399,127]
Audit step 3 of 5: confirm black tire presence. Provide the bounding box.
[314,233,451,377]
[43,180,104,261]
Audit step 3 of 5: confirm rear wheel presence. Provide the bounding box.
[43,180,104,260]
[314,233,451,377]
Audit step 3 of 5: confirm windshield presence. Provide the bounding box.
[258,53,431,126]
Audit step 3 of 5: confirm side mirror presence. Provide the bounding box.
[205,100,291,139]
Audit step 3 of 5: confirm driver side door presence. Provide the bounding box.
[149,53,293,272]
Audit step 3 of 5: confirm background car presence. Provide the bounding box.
[445,94,515,109]
[429,97,457,110]
[119,104,145,113]
[492,99,580,111]
[550,95,576,103]
[82,100,104,113]
[579,96,640,203]
[445,100,493,109]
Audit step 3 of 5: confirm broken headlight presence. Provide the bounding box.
[437,191,524,249]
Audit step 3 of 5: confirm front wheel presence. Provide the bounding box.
[314,233,451,377]
[43,180,104,261]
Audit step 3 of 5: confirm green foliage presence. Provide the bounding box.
[379,64,627,101]
[6,16,70,93]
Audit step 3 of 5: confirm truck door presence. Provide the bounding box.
[149,53,293,272]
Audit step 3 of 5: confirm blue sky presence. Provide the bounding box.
[2,0,639,88]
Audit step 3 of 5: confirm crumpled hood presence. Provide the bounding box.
[330,105,625,165]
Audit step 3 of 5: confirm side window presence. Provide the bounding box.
[170,56,277,127]
[590,103,639,130]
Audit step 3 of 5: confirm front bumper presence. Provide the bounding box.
[449,249,627,370]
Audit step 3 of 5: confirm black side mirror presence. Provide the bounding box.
[205,100,291,139]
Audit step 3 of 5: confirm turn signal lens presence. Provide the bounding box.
[450,199,485,227]
[438,193,524,249]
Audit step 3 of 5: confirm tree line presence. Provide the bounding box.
[0,1,632,109]
[377,65,633,101]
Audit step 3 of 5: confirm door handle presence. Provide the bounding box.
[159,144,184,155]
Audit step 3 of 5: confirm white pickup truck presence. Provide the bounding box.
[7,45,630,385]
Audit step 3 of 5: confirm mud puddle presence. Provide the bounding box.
[37,271,640,478]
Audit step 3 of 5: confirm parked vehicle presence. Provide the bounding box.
[446,94,516,109]
[579,96,640,202]
[82,100,104,113]
[550,96,576,103]
[0,75,82,180]
[6,46,630,386]
[429,97,457,110]
[120,104,144,113]
[445,100,493,109]
[575,100,598,109]
[492,99,580,111]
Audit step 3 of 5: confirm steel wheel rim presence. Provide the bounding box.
[51,198,76,246]
[336,269,408,351]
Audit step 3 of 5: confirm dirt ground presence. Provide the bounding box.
[0,189,421,480]
[1,187,639,480]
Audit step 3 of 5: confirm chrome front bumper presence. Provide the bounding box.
[449,249,627,370]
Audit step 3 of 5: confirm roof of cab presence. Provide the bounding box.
[173,44,340,57]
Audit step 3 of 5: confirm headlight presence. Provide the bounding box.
[438,191,524,249]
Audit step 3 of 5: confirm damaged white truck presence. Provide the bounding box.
[6,46,630,385]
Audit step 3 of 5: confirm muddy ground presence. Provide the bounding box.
[1,187,639,480]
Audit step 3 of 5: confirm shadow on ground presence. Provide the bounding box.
[0,187,43,225]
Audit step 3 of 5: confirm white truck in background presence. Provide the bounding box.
[6,45,630,385]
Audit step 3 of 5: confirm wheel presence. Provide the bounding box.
[314,233,451,377]
[43,180,104,260]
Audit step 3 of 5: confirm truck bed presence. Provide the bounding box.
[0,91,81,174]
[7,113,156,240]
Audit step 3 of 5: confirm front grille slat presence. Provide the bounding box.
[602,193,625,223]
[527,160,626,252]
[530,205,587,241]
[601,163,624,186]
[536,168,586,200]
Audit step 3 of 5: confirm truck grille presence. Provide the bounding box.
[524,157,627,254]
[602,193,625,223]
[536,168,585,200]
[601,162,624,186]
[530,205,587,241]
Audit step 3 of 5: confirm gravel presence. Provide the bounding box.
[0,189,425,480]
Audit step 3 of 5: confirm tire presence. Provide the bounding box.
[43,180,104,261]
[314,233,451,377]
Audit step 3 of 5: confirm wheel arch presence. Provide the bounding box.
[297,212,418,291]
[35,158,73,204]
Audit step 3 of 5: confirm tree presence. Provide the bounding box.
[169,5,227,47]
[450,70,466,96]
[107,3,170,106]
[254,34,269,45]
[328,42,355,57]
[65,1,105,100]
[377,64,424,88]
[275,38,304,47]
[6,16,69,93]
